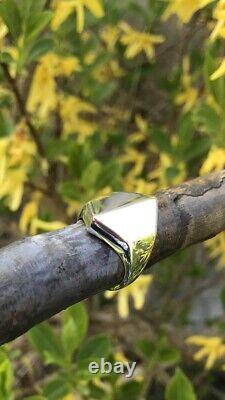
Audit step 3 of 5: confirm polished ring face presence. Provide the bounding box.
[79,192,158,290]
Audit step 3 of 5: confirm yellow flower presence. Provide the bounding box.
[210,0,225,41]
[123,177,157,195]
[30,219,66,235]
[0,19,7,49]
[0,122,36,211]
[175,56,198,112]
[187,335,225,369]
[176,86,198,112]
[100,25,120,51]
[128,115,149,144]
[63,394,76,400]
[92,60,124,83]
[149,153,186,189]
[120,147,146,178]
[206,93,221,114]
[119,22,164,60]
[211,58,225,80]
[114,351,129,363]
[205,232,225,268]
[0,138,8,183]
[19,193,42,234]
[0,169,27,211]
[52,0,104,33]
[59,94,97,138]
[200,146,225,175]
[105,275,153,319]
[27,53,81,119]
[84,50,97,65]
[163,0,213,23]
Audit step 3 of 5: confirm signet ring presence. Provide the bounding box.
[79,192,158,290]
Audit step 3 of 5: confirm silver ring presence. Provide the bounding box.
[79,192,158,290]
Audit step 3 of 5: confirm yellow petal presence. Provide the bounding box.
[30,218,66,235]
[85,0,104,18]
[19,200,39,233]
[75,3,84,33]
[211,59,225,80]
[118,291,129,319]
[52,2,73,30]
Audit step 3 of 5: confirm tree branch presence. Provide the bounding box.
[0,170,225,344]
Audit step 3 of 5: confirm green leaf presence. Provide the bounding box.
[192,103,220,135]
[115,381,144,400]
[28,323,65,367]
[81,160,102,189]
[177,113,195,150]
[203,43,225,110]
[159,347,180,364]
[23,397,46,400]
[28,38,54,62]
[68,143,92,179]
[0,0,22,42]
[0,52,14,65]
[20,0,45,18]
[97,160,122,190]
[0,112,13,137]
[151,127,172,154]
[58,180,78,201]
[26,11,53,42]
[76,335,111,361]
[43,377,71,400]
[165,368,197,400]
[0,349,13,399]
[135,339,155,359]
[61,302,88,362]
[74,357,102,381]
[184,137,210,162]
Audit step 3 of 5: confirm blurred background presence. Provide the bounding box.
[1,0,225,398]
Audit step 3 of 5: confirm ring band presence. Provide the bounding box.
[79,192,158,290]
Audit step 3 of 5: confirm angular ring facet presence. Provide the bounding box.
[79,192,158,290]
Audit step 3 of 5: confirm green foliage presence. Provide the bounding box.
[0,0,22,42]
[165,368,197,400]
[0,349,13,400]
[136,334,180,370]
[27,303,122,398]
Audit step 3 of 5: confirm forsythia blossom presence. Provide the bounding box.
[211,0,225,41]
[211,58,225,80]
[119,22,164,60]
[149,153,186,188]
[100,25,120,51]
[19,193,66,235]
[187,336,225,369]
[27,53,81,119]
[206,232,225,268]
[200,147,225,175]
[59,94,97,138]
[105,275,153,319]
[0,19,7,49]
[52,0,104,33]
[163,0,214,23]
[175,57,198,112]
[0,123,36,211]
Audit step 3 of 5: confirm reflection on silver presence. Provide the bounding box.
[79,192,158,290]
